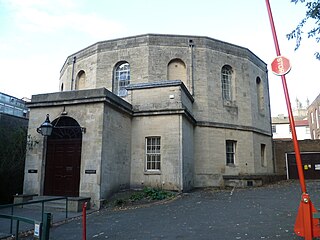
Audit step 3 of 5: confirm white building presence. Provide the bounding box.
[272,114,310,140]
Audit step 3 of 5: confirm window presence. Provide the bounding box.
[312,130,316,139]
[261,144,266,167]
[316,109,319,129]
[226,140,236,165]
[114,62,130,97]
[306,127,310,134]
[272,125,277,133]
[221,65,232,101]
[256,77,264,113]
[311,112,314,124]
[146,137,161,171]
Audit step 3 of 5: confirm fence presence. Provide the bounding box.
[0,197,68,239]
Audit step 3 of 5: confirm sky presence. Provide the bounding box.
[0,0,319,117]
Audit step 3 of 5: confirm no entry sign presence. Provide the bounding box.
[271,56,291,76]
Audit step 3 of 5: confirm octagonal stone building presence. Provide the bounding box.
[24,34,274,208]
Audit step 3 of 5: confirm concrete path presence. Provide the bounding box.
[2,180,320,239]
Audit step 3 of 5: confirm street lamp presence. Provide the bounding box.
[36,114,53,195]
[37,114,53,136]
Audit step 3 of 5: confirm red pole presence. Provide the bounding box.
[82,202,87,240]
[265,0,306,194]
[265,1,317,239]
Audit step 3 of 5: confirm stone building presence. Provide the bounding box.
[308,94,320,139]
[24,34,274,208]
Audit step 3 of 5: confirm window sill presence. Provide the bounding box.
[144,170,161,175]
[223,100,236,107]
[226,163,236,167]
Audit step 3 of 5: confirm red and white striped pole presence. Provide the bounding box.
[265,1,320,239]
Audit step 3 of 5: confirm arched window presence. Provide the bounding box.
[114,62,130,97]
[75,70,86,90]
[50,116,82,139]
[60,83,64,92]
[256,77,264,113]
[221,65,232,101]
[167,58,187,86]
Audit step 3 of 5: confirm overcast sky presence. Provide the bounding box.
[0,0,319,116]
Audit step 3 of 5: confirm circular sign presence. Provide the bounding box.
[271,56,291,76]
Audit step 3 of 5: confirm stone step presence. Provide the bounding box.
[23,196,68,211]
[22,196,91,212]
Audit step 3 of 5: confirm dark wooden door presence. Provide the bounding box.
[287,152,320,179]
[44,138,81,197]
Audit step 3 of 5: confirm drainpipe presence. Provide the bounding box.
[179,115,183,192]
[71,56,76,90]
[188,39,195,96]
[266,69,276,174]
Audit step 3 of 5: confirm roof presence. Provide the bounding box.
[272,117,309,127]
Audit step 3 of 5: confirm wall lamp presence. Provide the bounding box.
[37,114,53,136]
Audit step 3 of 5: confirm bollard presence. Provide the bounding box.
[82,202,87,240]
[41,213,51,240]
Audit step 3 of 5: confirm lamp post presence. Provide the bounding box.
[37,114,53,137]
[37,114,53,195]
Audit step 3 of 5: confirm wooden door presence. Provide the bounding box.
[44,138,81,196]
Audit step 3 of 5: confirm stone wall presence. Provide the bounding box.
[194,127,274,188]
[129,82,195,191]
[308,94,320,139]
[24,34,276,208]
[100,104,132,202]
[24,88,132,208]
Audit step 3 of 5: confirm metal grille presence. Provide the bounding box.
[115,63,130,97]
[49,116,82,139]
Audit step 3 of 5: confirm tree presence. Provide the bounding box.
[287,0,320,59]
[0,124,27,204]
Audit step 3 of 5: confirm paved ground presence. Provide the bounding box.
[2,180,320,240]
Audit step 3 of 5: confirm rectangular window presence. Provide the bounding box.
[221,66,232,101]
[146,137,161,171]
[306,127,310,134]
[261,144,266,167]
[316,109,319,129]
[226,140,236,165]
[272,125,276,133]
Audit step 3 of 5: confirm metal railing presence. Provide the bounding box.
[0,212,51,240]
[0,197,68,235]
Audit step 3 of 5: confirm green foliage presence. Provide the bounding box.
[129,191,145,201]
[113,187,174,207]
[0,124,27,204]
[287,0,320,59]
[143,187,173,200]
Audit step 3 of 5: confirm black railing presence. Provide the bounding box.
[0,212,51,240]
[0,196,68,234]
